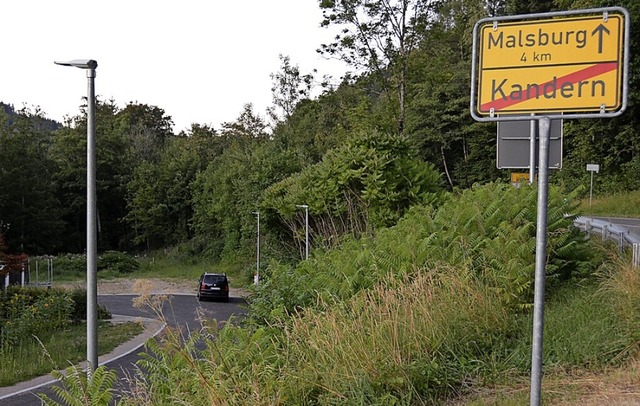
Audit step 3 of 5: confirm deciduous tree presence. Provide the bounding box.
[319,0,436,134]
[0,107,64,253]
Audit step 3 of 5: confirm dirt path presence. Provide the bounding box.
[56,278,250,297]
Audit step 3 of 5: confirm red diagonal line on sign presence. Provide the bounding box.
[480,62,618,112]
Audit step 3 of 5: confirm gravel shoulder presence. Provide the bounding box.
[56,278,250,298]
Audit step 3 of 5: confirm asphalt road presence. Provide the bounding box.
[1,294,248,405]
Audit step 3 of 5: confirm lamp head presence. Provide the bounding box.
[54,59,98,69]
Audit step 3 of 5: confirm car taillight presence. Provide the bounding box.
[201,283,206,289]
[225,285,229,292]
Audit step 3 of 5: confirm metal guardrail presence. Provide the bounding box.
[573,216,640,268]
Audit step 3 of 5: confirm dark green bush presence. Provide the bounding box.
[68,288,111,322]
[98,251,139,274]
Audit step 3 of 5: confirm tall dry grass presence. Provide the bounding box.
[450,247,640,406]
[598,258,640,344]
[117,253,640,405]
[117,266,511,405]
[278,267,512,404]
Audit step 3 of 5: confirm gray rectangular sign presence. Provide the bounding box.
[497,119,562,169]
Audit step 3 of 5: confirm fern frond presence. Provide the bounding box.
[38,364,116,406]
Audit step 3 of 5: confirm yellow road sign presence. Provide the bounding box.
[511,173,530,184]
[475,11,625,115]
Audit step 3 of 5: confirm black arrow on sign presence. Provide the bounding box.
[592,24,610,54]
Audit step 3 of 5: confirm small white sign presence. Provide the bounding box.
[586,164,600,173]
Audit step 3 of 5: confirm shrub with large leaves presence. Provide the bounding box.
[262,130,443,250]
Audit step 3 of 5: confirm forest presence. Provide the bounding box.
[0,0,638,265]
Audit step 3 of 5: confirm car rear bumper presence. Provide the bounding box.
[198,289,229,299]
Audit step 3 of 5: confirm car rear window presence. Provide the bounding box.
[203,275,226,284]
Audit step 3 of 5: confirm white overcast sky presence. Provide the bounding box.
[2,0,348,132]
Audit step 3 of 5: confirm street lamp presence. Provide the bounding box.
[252,211,260,285]
[586,164,600,207]
[296,204,309,260]
[55,59,98,374]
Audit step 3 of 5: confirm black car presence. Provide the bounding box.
[197,272,229,302]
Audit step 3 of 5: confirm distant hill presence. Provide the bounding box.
[0,102,62,131]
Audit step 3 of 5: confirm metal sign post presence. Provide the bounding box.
[530,117,551,405]
[470,7,629,406]
[529,114,536,183]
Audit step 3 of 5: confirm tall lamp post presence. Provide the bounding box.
[54,59,98,375]
[296,204,309,260]
[252,211,260,285]
[586,164,600,207]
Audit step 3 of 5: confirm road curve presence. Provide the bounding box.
[0,294,248,405]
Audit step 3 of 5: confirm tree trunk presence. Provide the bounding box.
[441,145,453,188]
[398,61,406,135]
